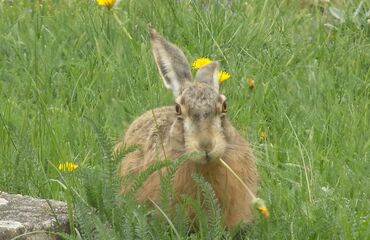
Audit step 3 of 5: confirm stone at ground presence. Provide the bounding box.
[0,192,69,240]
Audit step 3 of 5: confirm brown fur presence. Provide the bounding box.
[115,29,257,228]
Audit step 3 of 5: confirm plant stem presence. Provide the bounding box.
[219,158,256,201]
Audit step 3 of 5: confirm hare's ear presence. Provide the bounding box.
[194,61,219,92]
[150,28,192,97]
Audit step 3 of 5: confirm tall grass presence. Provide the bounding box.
[1,0,369,239]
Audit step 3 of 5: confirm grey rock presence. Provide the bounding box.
[0,192,69,240]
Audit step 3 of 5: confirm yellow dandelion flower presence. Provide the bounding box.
[246,78,255,89]
[96,0,117,9]
[258,207,270,219]
[58,162,79,172]
[192,57,212,69]
[192,57,230,84]
[218,71,231,84]
[254,197,270,219]
[259,130,267,141]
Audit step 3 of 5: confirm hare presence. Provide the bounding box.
[114,28,257,228]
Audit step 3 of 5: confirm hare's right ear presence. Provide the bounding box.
[150,28,192,97]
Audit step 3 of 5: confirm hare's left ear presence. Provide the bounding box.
[194,61,219,92]
[150,28,192,97]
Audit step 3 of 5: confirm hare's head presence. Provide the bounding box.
[150,28,228,164]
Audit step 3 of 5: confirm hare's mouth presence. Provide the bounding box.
[205,153,211,161]
[185,141,226,164]
[191,151,219,164]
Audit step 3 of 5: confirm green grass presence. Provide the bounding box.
[1,0,369,239]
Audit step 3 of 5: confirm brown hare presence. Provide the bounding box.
[114,28,257,228]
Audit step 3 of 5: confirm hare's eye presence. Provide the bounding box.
[222,101,227,113]
[175,103,182,115]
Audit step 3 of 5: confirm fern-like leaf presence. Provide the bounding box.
[192,173,225,240]
[84,117,113,164]
[159,153,193,215]
[74,201,97,240]
[127,159,172,193]
[181,195,209,239]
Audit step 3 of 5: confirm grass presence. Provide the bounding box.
[1,0,369,239]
